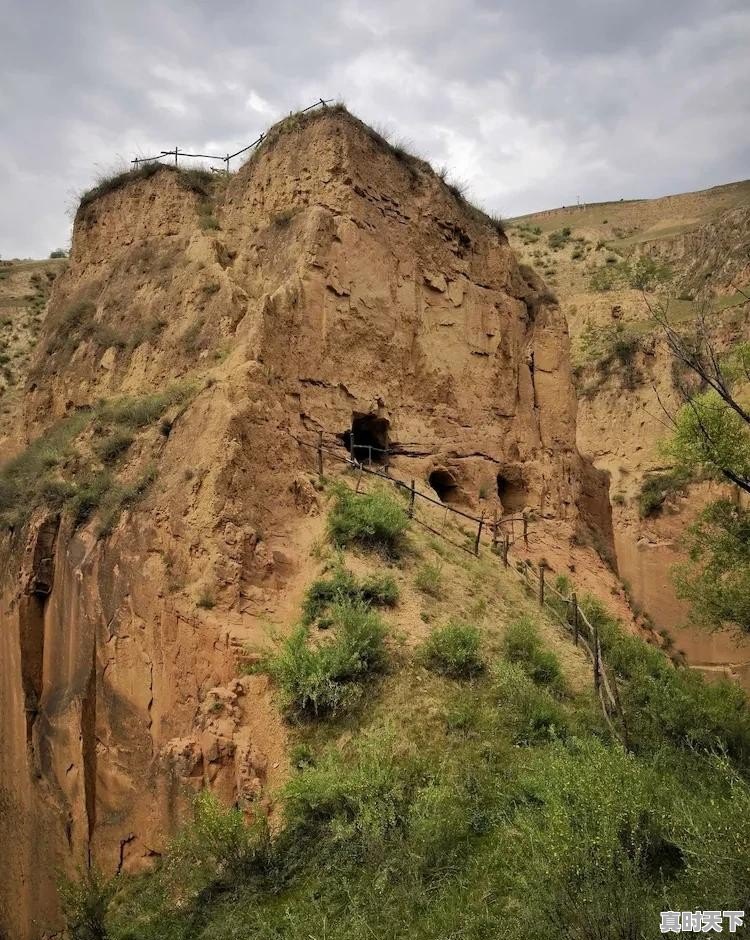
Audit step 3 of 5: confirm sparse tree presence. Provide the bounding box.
[645,289,750,633]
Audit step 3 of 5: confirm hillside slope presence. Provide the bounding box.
[1,106,616,939]
[508,180,750,683]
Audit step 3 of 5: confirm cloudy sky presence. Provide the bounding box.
[1,0,748,258]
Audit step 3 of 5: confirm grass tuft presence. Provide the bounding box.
[420,621,483,678]
[327,485,408,556]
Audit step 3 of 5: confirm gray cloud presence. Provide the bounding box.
[1,0,748,257]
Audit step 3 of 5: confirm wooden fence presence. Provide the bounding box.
[131,98,334,173]
[290,428,629,742]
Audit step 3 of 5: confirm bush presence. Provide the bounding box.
[59,866,115,940]
[282,737,413,865]
[68,471,112,525]
[327,486,408,556]
[302,566,398,624]
[637,470,687,518]
[97,383,192,429]
[493,661,569,744]
[420,621,483,678]
[414,562,442,597]
[502,617,565,693]
[94,428,134,464]
[263,600,387,717]
[581,594,750,764]
[162,790,270,901]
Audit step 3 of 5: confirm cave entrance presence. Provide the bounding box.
[343,413,390,464]
[497,471,527,513]
[428,469,461,504]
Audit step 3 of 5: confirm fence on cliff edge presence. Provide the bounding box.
[290,428,629,743]
[130,98,334,174]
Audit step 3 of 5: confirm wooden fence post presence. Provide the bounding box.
[474,511,484,556]
[571,592,579,646]
[523,514,529,548]
[593,622,601,693]
[502,532,510,567]
[408,480,416,518]
[349,435,355,462]
[317,431,323,478]
[491,508,498,551]
[538,562,545,608]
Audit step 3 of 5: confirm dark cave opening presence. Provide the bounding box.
[497,471,528,512]
[341,413,390,463]
[428,468,461,504]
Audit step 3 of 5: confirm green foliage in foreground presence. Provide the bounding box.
[87,658,750,940]
[260,600,388,717]
[327,485,409,556]
[674,500,750,634]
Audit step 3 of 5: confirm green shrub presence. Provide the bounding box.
[581,594,750,764]
[94,428,134,464]
[327,486,408,556]
[68,471,113,525]
[263,600,387,717]
[420,621,483,678]
[282,737,413,865]
[302,567,398,624]
[97,383,192,429]
[493,661,569,744]
[414,561,442,597]
[637,470,687,518]
[502,617,565,693]
[59,866,115,940]
[162,790,270,901]
[197,589,215,610]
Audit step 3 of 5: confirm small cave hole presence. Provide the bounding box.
[497,472,528,512]
[428,469,461,504]
[340,412,390,463]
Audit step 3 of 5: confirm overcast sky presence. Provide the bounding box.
[1,0,748,258]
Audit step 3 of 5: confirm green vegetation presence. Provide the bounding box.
[651,339,750,633]
[327,485,409,556]
[589,254,672,292]
[78,163,215,213]
[547,226,571,250]
[674,500,750,633]
[419,620,483,678]
[59,866,114,940]
[197,589,216,610]
[0,383,191,531]
[577,320,643,391]
[302,565,398,625]
[502,616,566,693]
[637,469,689,517]
[83,570,750,939]
[414,561,443,597]
[261,600,388,717]
[94,428,135,464]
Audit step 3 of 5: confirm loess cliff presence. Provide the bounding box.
[0,107,611,938]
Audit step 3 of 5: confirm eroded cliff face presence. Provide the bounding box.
[0,109,603,938]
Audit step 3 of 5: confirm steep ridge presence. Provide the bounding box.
[0,107,613,939]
